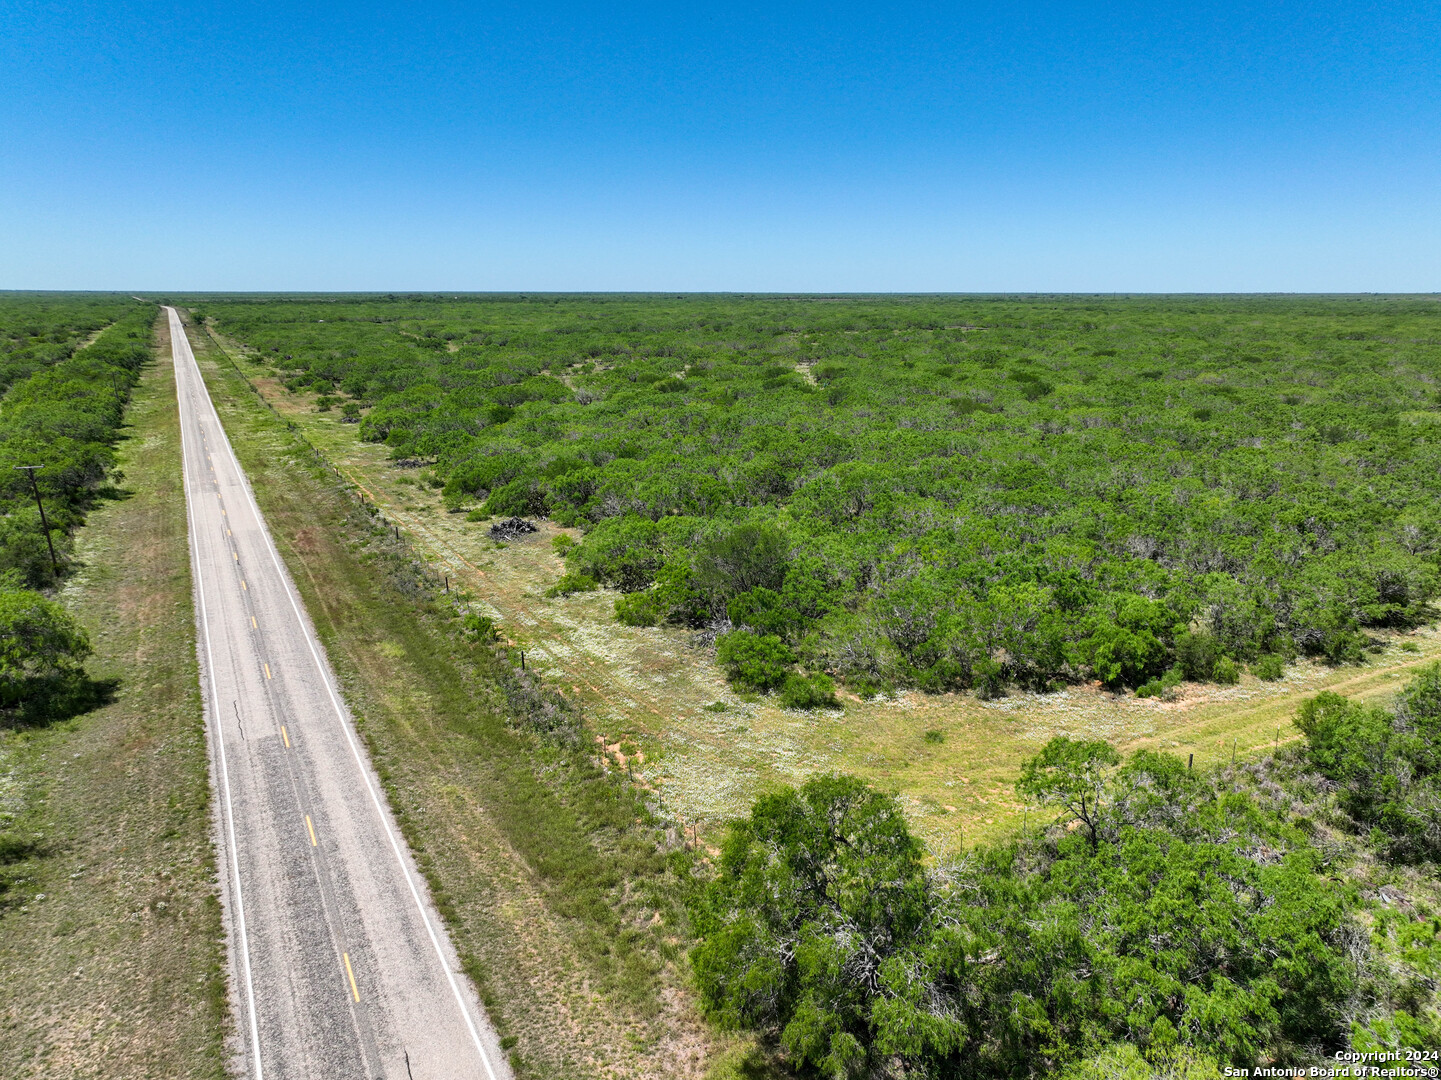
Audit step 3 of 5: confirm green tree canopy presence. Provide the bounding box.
[0,584,91,705]
[1015,736,1122,846]
[1294,667,1441,861]
[693,747,1360,1077]
[691,774,928,1077]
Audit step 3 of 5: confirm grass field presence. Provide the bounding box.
[197,318,1441,850]
[0,314,228,1079]
[183,315,743,1079]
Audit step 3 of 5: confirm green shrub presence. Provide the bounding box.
[1352,1010,1441,1061]
[690,776,926,1077]
[614,591,661,626]
[482,478,549,518]
[544,573,598,598]
[1290,666,1441,861]
[0,585,92,708]
[1079,602,1172,688]
[1309,625,1370,665]
[694,753,1358,1078]
[647,560,710,626]
[949,396,999,417]
[1083,622,1167,688]
[195,295,1441,703]
[1296,692,1393,780]
[1396,663,1441,774]
[779,671,838,710]
[1175,631,1221,682]
[694,523,790,603]
[610,560,708,628]
[1019,377,1054,401]
[568,516,665,592]
[1292,685,1441,860]
[461,612,498,643]
[973,657,1006,699]
[1252,654,1285,681]
[715,630,794,692]
[726,587,794,638]
[443,452,526,506]
[1139,666,1198,697]
[1058,1044,1224,1080]
[1213,656,1241,684]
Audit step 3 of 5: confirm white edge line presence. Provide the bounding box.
[175,311,501,1080]
[170,309,265,1080]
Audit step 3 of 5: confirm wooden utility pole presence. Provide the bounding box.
[14,466,59,577]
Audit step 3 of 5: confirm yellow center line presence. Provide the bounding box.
[233,551,238,561]
[251,615,257,628]
[227,528,232,536]
[263,663,271,680]
[281,725,290,748]
[343,953,360,1002]
[305,814,317,847]
[241,580,247,591]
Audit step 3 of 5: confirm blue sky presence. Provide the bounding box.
[1,1,1438,290]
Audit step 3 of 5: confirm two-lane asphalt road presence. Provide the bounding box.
[169,308,509,1079]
